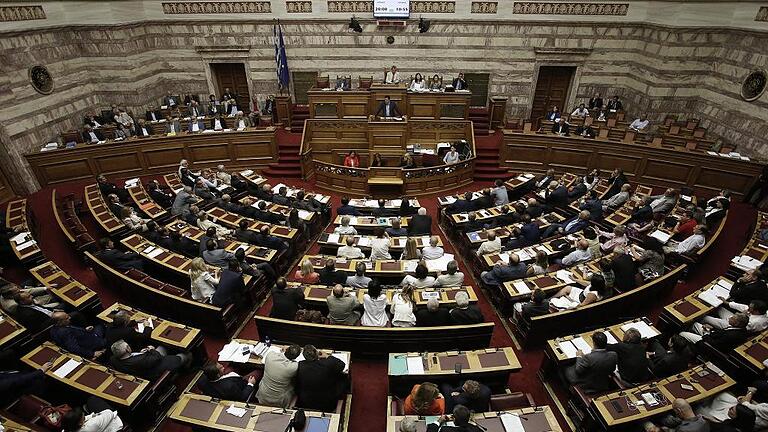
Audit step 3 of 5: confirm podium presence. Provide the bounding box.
[367,167,404,198]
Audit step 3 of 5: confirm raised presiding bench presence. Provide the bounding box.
[387,348,521,395]
[169,393,341,432]
[591,362,734,430]
[387,406,562,432]
[254,315,494,356]
[22,342,150,410]
[97,303,203,353]
[29,261,100,313]
[25,128,278,188]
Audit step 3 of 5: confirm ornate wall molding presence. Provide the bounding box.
[471,1,498,13]
[286,0,312,12]
[327,0,372,13]
[161,1,271,14]
[512,2,628,15]
[0,5,45,22]
[756,6,768,21]
[411,1,455,13]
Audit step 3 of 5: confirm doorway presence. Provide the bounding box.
[211,63,251,113]
[530,66,575,126]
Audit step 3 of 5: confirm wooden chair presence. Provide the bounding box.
[316,76,330,88]
[359,76,373,89]
[62,130,82,144]
[489,391,535,410]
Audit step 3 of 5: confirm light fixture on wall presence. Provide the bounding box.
[349,17,363,33]
[418,17,430,33]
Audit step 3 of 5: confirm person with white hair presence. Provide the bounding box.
[334,216,358,235]
[416,298,451,326]
[178,159,201,187]
[435,260,465,288]
[215,164,232,186]
[234,111,250,130]
[408,207,432,236]
[476,230,501,256]
[109,339,190,380]
[449,292,483,324]
[421,236,444,260]
[171,185,199,217]
[337,236,365,259]
[399,418,418,432]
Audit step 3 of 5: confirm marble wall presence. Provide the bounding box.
[0,8,767,193]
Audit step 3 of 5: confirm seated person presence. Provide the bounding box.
[11,292,57,331]
[410,73,426,91]
[571,103,590,118]
[385,218,408,237]
[440,380,491,413]
[61,397,123,432]
[334,216,358,235]
[597,225,629,253]
[671,210,698,240]
[369,228,392,261]
[254,226,288,252]
[197,213,231,238]
[564,331,618,393]
[447,192,475,215]
[559,239,593,267]
[542,210,591,238]
[575,124,596,138]
[527,251,550,276]
[294,259,320,284]
[648,335,693,378]
[429,74,442,90]
[372,199,391,217]
[257,344,301,408]
[480,254,526,286]
[679,312,750,350]
[361,279,388,327]
[421,236,444,260]
[370,153,384,167]
[449,291,482,324]
[326,284,360,325]
[272,187,291,206]
[416,298,451,327]
[408,207,432,236]
[104,311,151,349]
[629,115,650,132]
[269,277,304,319]
[343,151,360,168]
[434,260,464,288]
[607,327,651,384]
[189,257,218,302]
[167,230,198,257]
[211,259,246,307]
[50,312,107,360]
[543,181,569,209]
[603,183,632,211]
[400,153,416,169]
[551,118,570,136]
[476,230,501,256]
[427,405,482,432]
[504,214,540,250]
[147,180,174,209]
[385,65,401,84]
[401,262,436,288]
[0,360,51,406]
[462,212,485,233]
[82,124,105,144]
[443,146,460,164]
[319,259,348,286]
[295,345,347,412]
[202,239,234,269]
[550,274,609,310]
[514,288,550,320]
[198,362,256,401]
[1,282,58,315]
[346,262,372,288]
[336,196,360,216]
[663,224,707,255]
[392,285,417,327]
[109,339,190,380]
[120,207,149,232]
[648,188,679,214]
[545,106,561,121]
[404,382,445,416]
[337,236,365,259]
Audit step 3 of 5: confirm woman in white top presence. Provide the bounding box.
[63,402,124,432]
[410,73,426,91]
[369,228,391,261]
[550,274,607,310]
[334,216,358,236]
[526,250,549,276]
[401,238,422,260]
[443,146,460,164]
[189,257,218,302]
[361,280,389,327]
[196,213,231,238]
[120,207,150,232]
[391,284,416,327]
[400,262,436,288]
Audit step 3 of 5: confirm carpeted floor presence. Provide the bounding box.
[6,133,757,432]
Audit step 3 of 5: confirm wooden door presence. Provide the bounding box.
[292,71,317,105]
[530,66,575,125]
[211,63,251,113]
[463,73,490,107]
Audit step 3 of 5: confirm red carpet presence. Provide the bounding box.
[6,133,757,431]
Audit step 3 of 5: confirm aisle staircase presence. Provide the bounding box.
[290,105,309,134]
[473,131,511,181]
[262,133,303,178]
[469,106,490,135]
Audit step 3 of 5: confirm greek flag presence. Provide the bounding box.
[274,20,290,90]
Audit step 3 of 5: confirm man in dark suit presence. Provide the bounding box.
[568,182,588,201]
[588,93,603,110]
[371,199,391,217]
[234,220,259,245]
[610,248,637,292]
[295,345,346,411]
[202,239,234,269]
[681,312,750,351]
[452,73,468,91]
[95,238,144,271]
[579,191,603,221]
[447,192,475,215]
[606,95,623,111]
[198,362,256,401]
[408,208,432,236]
[12,292,55,331]
[109,339,189,380]
[606,328,650,384]
[375,96,402,118]
[542,210,590,238]
[462,212,484,233]
[269,278,305,320]
[649,335,692,378]
[564,332,618,393]
[97,174,129,202]
[605,168,628,198]
[449,292,483,324]
[533,169,556,191]
[415,299,451,327]
[727,269,768,306]
[0,362,51,406]
[145,106,162,122]
[318,259,348,286]
[516,288,550,320]
[440,380,491,413]
[543,181,569,210]
[272,187,292,206]
[50,312,107,360]
[106,193,125,217]
[427,405,483,432]
[147,181,173,209]
[104,310,151,349]
[337,197,360,216]
[82,124,104,144]
[211,260,245,307]
[254,226,287,252]
[168,231,198,258]
[480,254,527,286]
[551,118,570,135]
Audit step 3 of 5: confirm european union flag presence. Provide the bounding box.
[274,20,290,91]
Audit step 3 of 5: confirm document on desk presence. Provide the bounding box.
[649,230,671,244]
[10,232,27,244]
[421,291,440,301]
[53,358,81,379]
[512,280,531,294]
[500,413,525,432]
[225,405,247,417]
[146,248,164,259]
[298,210,313,220]
[326,233,341,244]
[406,356,425,375]
[16,240,36,251]
[572,336,592,354]
[389,356,408,375]
[357,237,370,247]
[555,270,575,284]
[621,321,658,339]
[558,340,579,358]
[603,331,618,345]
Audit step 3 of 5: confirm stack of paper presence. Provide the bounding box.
[512,280,531,294]
[327,233,341,244]
[621,321,658,339]
[53,359,81,378]
[298,210,313,219]
[516,249,533,262]
[558,340,579,358]
[649,230,672,244]
[571,336,592,354]
[495,253,510,264]
[425,254,454,273]
[146,248,164,259]
[603,331,619,345]
[697,282,731,307]
[357,237,371,247]
[406,356,425,374]
[421,291,440,300]
[500,413,525,432]
[10,233,28,244]
[403,261,418,273]
[217,341,255,363]
[732,255,762,271]
[124,178,140,188]
[226,405,247,417]
[17,240,37,251]
[240,169,254,177]
[332,352,350,373]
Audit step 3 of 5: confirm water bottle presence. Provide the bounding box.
[265,336,271,347]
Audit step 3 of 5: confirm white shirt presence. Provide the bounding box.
[89,131,99,142]
[400,275,436,288]
[141,127,149,136]
[169,124,176,133]
[238,120,246,130]
[571,108,590,117]
[369,238,391,260]
[561,248,592,266]
[391,293,416,327]
[214,119,223,130]
[361,293,388,327]
[334,225,357,235]
[78,410,123,432]
[421,246,445,260]
[346,275,372,288]
[385,71,401,84]
[675,233,705,253]
[410,80,426,91]
[435,272,465,288]
[443,151,460,164]
[191,122,199,132]
[191,271,218,301]
[630,118,649,130]
[476,238,501,256]
[337,245,365,259]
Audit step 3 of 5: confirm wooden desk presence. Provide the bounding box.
[387,348,520,394]
[501,131,764,197]
[165,220,278,264]
[128,181,167,220]
[25,129,278,188]
[294,283,477,307]
[206,207,297,240]
[546,317,660,364]
[734,330,768,375]
[84,184,126,235]
[387,406,561,432]
[300,255,454,278]
[481,233,583,269]
[22,342,149,409]
[4,199,43,264]
[307,88,471,120]
[348,198,421,213]
[332,215,410,230]
[0,311,27,351]
[659,276,734,329]
[229,338,351,371]
[97,303,202,351]
[29,261,100,312]
[603,185,654,227]
[169,393,341,432]
[317,233,439,253]
[591,363,734,429]
[464,212,565,246]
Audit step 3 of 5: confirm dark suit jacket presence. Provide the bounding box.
[449,306,483,325]
[295,357,346,411]
[415,308,451,327]
[452,78,467,90]
[149,188,173,208]
[611,254,636,292]
[168,238,198,258]
[82,129,104,143]
[729,279,768,306]
[212,269,245,307]
[198,375,253,402]
[145,110,162,121]
[567,349,618,393]
[545,186,569,208]
[50,325,106,359]
[110,349,181,379]
[14,305,53,331]
[701,327,750,351]
[234,228,259,245]
[318,268,347,286]
[551,123,570,135]
[443,381,491,413]
[605,174,628,198]
[273,195,292,206]
[427,424,482,432]
[375,101,402,117]
[520,222,541,244]
[337,205,360,216]
[408,215,432,236]
[254,233,285,251]
[568,183,588,200]
[269,287,305,320]
[96,248,144,271]
[607,342,650,383]
[447,199,475,215]
[521,300,550,320]
[580,199,603,221]
[105,324,151,349]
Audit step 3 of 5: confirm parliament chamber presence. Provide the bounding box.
[2,1,768,432]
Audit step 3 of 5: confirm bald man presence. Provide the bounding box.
[50,312,107,360]
[326,284,360,325]
[662,398,709,431]
[560,239,593,266]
